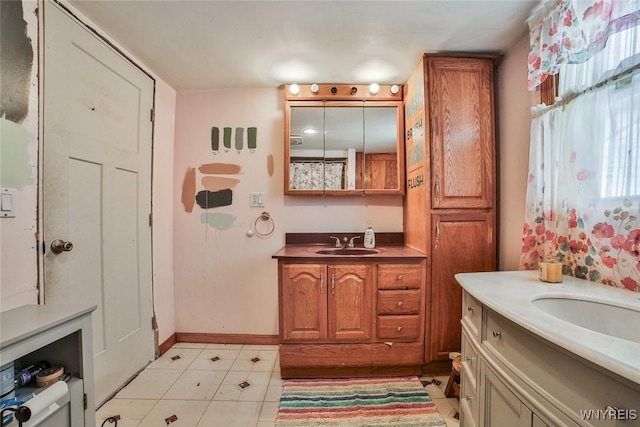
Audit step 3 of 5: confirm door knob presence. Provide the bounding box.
[50,239,73,254]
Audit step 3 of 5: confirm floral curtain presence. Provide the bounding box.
[289,162,344,190]
[521,74,640,291]
[528,0,640,90]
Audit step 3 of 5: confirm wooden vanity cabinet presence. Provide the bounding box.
[280,263,374,342]
[278,259,426,378]
[404,54,498,367]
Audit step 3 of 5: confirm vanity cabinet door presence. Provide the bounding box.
[481,363,534,427]
[429,212,495,361]
[281,264,327,341]
[428,57,495,209]
[327,264,374,341]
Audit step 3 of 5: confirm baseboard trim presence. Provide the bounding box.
[175,332,279,345]
[159,333,177,356]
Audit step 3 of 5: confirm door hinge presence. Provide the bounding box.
[148,213,152,227]
[83,393,87,410]
[150,108,155,122]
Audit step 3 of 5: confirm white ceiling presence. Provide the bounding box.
[67,0,539,91]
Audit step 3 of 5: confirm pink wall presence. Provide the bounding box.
[0,0,39,311]
[173,88,403,336]
[496,33,539,271]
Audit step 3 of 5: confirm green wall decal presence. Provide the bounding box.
[235,127,244,151]
[200,212,236,230]
[211,127,220,152]
[223,127,232,149]
[248,127,257,150]
[0,118,33,188]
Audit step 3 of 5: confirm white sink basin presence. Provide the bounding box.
[532,296,640,344]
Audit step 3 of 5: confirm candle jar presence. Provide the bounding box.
[539,256,563,283]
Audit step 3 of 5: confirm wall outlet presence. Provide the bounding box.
[250,192,264,207]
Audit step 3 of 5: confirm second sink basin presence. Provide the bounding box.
[532,296,640,343]
[315,248,379,255]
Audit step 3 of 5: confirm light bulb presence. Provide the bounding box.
[369,83,380,95]
[310,83,319,94]
[289,84,300,95]
[390,84,400,95]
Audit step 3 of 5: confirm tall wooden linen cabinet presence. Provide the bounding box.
[403,54,498,368]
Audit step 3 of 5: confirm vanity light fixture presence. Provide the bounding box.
[369,83,380,95]
[289,84,300,95]
[310,83,319,94]
[390,84,400,95]
[303,128,317,135]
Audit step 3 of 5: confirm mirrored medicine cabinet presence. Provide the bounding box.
[284,84,405,196]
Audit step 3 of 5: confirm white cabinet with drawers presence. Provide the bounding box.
[457,271,640,427]
[0,305,96,427]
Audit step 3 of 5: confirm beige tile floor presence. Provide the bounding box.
[96,343,460,427]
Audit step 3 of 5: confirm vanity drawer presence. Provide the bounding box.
[376,315,420,340]
[459,373,479,427]
[461,329,479,393]
[462,291,482,340]
[377,264,421,289]
[377,289,421,314]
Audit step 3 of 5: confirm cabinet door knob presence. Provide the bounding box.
[467,306,474,312]
[397,274,403,280]
[492,331,502,338]
[464,395,474,401]
[397,326,403,332]
[465,355,475,361]
[397,301,404,307]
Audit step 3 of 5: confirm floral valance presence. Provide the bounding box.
[528,0,640,91]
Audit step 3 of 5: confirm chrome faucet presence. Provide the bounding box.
[348,236,361,248]
[329,236,342,248]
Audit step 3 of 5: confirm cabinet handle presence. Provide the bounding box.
[435,221,440,248]
[397,274,404,281]
[397,301,404,308]
[320,272,324,294]
[397,326,403,332]
[464,395,474,401]
[465,356,475,362]
[492,331,502,338]
[467,306,474,312]
[434,179,440,202]
[331,274,335,296]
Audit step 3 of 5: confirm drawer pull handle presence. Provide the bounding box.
[397,326,403,332]
[397,274,404,280]
[397,301,404,307]
[492,331,502,338]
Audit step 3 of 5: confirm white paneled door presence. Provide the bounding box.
[42,0,155,405]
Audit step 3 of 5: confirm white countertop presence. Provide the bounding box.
[455,270,640,386]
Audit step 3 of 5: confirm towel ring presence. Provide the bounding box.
[254,211,275,237]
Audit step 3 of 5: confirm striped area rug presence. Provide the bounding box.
[275,376,447,426]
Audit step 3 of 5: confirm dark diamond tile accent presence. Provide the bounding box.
[170,355,181,361]
[251,357,261,363]
[238,381,251,389]
[420,380,431,387]
[430,378,442,386]
[454,412,460,420]
[165,414,178,424]
[210,356,220,362]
